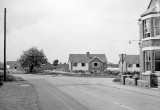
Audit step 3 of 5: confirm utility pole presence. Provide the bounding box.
[4,8,7,82]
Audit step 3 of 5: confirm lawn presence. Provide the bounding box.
[0,76,42,110]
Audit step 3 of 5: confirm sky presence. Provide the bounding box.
[0,0,150,64]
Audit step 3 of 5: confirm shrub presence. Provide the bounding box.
[123,71,140,78]
[113,78,121,82]
[104,70,120,76]
[150,74,158,87]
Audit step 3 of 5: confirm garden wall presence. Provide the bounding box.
[137,80,150,88]
[125,78,136,86]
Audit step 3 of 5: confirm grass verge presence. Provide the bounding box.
[0,76,42,110]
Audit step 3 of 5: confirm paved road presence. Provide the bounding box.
[13,74,160,110]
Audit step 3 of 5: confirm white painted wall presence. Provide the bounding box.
[72,63,89,71]
[127,64,140,72]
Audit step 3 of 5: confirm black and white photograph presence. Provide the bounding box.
[0,0,160,110]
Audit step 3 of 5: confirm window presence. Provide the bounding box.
[81,63,85,67]
[128,64,132,67]
[153,17,160,36]
[145,51,151,71]
[143,19,150,38]
[74,63,77,67]
[92,62,100,67]
[136,64,140,67]
[155,51,160,71]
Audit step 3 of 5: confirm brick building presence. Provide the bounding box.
[68,52,107,73]
[139,0,160,79]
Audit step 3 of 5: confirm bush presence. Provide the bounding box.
[123,71,140,78]
[104,70,120,76]
[150,74,158,87]
[0,74,24,82]
[113,78,121,82]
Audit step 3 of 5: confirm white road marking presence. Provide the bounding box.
[20,84,30,87]
[80,89,99,97]
[70,86,98,97]
[70,86,134,110]
[113,102,134,110]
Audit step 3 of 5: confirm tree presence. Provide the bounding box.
[53,59,59,67]
[19,47,48,73]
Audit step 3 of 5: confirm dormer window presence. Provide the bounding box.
[143,19,151,38]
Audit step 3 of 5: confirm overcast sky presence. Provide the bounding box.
[0,0,150,64]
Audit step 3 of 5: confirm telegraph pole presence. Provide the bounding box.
[4,8,7,82]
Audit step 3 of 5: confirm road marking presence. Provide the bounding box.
[80,89,99,97]
[70,86,134,110]
[70,86,98,97]
[113,102,134,110]
[20,84,30,87]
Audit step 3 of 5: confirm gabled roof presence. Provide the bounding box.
[141,0,160,17]
[125,55,140,64]
[69,54,107,63]
[6,61,20,67]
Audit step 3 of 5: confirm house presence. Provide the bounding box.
[119,54,140,73]
[6,61,21,70]
[139,0,160,78]
[68,52,107,73]
[0,62,3,70]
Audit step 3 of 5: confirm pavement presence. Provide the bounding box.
[90,78,160,98]
[12,74,160,110]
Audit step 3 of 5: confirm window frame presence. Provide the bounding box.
[128,64,132,68]
[92,62,100,67]
[73,63,78,67]
[155,50,160,71]
[136,64,140,68]
[143,19,151,39]
[153,17,160,36]
[81,63,86,67]
[144,51,151,71]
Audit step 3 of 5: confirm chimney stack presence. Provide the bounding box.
[86,52,90,58]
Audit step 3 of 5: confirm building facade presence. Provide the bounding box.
[139,0,160,77]
[119,54,140,73]
[68,52,107,73]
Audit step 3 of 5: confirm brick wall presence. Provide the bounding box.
[88,58,105,73]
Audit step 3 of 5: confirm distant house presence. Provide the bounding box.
[68,52,107,73]
[119,54,140,73]
[0,62,3,70]
[6,61,21,70]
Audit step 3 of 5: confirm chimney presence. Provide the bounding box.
[86,52,90,58]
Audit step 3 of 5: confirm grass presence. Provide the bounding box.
[0,75,42,110]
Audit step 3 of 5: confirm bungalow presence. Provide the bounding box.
[68,52,107,73]
[6,61,21,70]
[119,54,140,73]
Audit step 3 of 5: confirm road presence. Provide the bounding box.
[13,74,160,110]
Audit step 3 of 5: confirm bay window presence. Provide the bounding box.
[145,51,151,71]
[155,51,160,71]
[143,19,151,38]
[153,17,160,36]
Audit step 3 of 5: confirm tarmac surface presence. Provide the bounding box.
[13,74,160,110]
